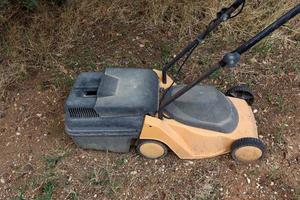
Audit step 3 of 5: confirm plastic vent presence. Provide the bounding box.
[68,108,100,118]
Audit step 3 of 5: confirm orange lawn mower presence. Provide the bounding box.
[64,0,300,163]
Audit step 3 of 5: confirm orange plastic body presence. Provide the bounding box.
[139,70,259,159]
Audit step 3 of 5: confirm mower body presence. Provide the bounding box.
[65,68,258,159]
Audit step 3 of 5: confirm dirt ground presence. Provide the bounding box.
[0,1,300,199]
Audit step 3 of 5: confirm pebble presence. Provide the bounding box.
[36,113,42,117]
[244,174,251,184]
[130,171,137,175]
[16,132,21,136]
[246,177,251,184]
[253,109,258,113]
[0,177,5,184]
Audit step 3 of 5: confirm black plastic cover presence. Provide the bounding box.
[164,85,239,133]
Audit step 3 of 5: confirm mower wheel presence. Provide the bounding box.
[225,84,254,105]
[136,140,168,159]
[231,137,265,163]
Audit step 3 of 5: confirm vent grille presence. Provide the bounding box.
[68,107,100,118]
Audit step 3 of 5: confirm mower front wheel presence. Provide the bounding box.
[225,84,254,105]
[231,137,265,163]
[136,140,168,159]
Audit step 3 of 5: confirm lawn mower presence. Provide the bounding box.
[65,0,300,162]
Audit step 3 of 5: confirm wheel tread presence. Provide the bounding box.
[231,137,265,162]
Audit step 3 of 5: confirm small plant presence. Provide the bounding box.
[115,156,128,167]
[69,191,78,200]
[274,124,287,145]
[89,168,110,186]
[89,167,122,198]
[43,148,69,169]
[268,164,280,180]
[22,0,38,11]
[12,191,26,200]
[34,181,55,200]
[52,74,74,89]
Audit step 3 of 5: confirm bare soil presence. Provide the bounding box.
[0,1,299,199]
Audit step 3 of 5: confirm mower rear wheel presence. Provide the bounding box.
[136,140,168,159]
[231,137,265,163]
[225,84,254,105]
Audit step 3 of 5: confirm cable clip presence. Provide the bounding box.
[222,52,241,67]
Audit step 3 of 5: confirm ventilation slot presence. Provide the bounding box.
[68,108,100,118]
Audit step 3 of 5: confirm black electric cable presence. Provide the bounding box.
[159,2,245,105]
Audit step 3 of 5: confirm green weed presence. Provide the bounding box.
[67,47,97,70]
[69,191,78,200]
[274,124,287,145]
[115,156,128,167]
[43,148,70,169]
[34,182,55,200]
[52,74,74,89]
[11,191,26,200]
[89,167,122,198]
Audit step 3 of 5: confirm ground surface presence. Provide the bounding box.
[0,1,300,199]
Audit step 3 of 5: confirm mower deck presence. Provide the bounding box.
[140,96,258,159]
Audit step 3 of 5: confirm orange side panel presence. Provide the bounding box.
[140,97,258,159]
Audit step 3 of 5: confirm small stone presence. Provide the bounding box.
[55,53,62,57]
[188,161,194,165]
[139,44,145,48]
[270,181,274,186]
[94,194,97,198]
[16,132,21,136]
[130,171,137,175]
[244,174,251,184]
[253,109,258,113]
[0,177,5,184]
[250,57,257,63]
[36,113,42,117]
[246,177,251,184]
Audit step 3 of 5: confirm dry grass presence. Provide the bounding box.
[0,1,299,99]
[0,0,299,104]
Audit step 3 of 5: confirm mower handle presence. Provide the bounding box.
[159,4,300,115]
[234,3,300,55]
[161,0,246,84]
